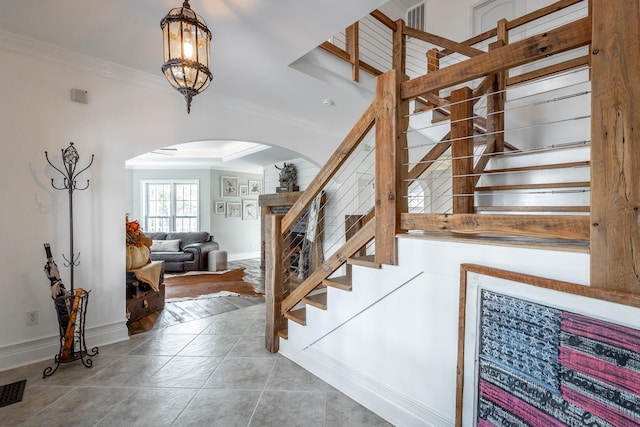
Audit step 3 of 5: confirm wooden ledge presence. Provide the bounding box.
[397,231,589,253]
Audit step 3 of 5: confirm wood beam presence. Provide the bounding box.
[375,69,408,265]
[403,26,485,58]
[318,42,383,77]
[507,55,589,87]
[401,17,592,100]
[392,20,406,75]
[400,213,590,241]
[450,87,475,213]
[443,0,585,55]
[346,22,360,82]
[265,214,286,353]
[370,9,397,31]
[590,0,640,292]
[487,23,508,153]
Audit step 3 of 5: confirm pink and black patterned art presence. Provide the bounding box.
[477,290,640,426]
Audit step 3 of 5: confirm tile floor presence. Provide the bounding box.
[0,300,392,426]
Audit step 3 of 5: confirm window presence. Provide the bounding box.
[143,181,199,232]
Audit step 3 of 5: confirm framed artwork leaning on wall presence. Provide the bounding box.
[457,263,640,427]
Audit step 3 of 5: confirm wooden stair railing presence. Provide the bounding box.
[268,1,594,353]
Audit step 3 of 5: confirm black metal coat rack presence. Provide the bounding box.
[44,142,94,292]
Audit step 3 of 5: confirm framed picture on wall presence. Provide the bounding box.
[457,263,640,427]
[214,201,225,215]
[226,202,241,218]
[248,180,262,196]
[242,199,259,220]
[221,176,238,198]
[239,184,249,197]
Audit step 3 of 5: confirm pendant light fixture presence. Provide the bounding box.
[161,0,212,113]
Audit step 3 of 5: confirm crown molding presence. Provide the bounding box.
[0,29,345,140]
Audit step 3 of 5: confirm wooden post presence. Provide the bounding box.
[487,19,508,153]
[346,22,360,83]
[450,87,475,214]
[265,214,286,352]
[427,48,439,99]
[375,69,409,265]
[590,0,640,292]
[392,19,406,75]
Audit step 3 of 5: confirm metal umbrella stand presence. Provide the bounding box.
[42,143,99,378]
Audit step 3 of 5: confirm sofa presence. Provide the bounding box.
[145,231,219,273]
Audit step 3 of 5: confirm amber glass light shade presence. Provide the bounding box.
[161,0,212,113]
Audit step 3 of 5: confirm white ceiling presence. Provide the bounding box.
[0,0,397,171]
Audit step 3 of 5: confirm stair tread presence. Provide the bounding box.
[347,255,381,269]
[476,205,590,212]
[323,275,353,291]
[303,291,327,310]
[484,160,590,174]
[284,307,306,326]
[476,181,590,191]
[277,329,288,340]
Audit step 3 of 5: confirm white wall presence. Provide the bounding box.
[209,170,262,260]
[263,157,319,194]
[281,236,590,426]
[0,31,340,370]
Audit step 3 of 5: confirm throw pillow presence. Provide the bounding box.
[151,239,181,252]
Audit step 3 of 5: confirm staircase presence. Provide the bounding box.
[474,142,590,215]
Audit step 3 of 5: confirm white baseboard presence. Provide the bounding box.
[228,251,260,262]
[280,346,454,427]
[0,321,129,372]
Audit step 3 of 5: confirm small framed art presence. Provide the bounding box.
[239,184,249,197]
[242,199,259,220]
[226,202,241,218]
[248,180,262,196]
[221,176,238,198]
[214,201,225,215]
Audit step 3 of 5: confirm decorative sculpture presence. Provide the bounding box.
[275,162,298,192]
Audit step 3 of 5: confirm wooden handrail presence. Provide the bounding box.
[400,213,590,241]
[281,219,376,314]
[281,102,376,235]
[370,9,397,31]
[441,0,586,55]
[318,42,383,77]
[401,17,592,100]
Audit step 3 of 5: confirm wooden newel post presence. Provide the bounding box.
[375,69,409,266]
[450,86,475,214]
[590,0,640,292]
[265,214,286,352]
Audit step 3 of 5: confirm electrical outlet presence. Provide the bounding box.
[26,310,39,326]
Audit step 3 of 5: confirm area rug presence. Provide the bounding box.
[164,268,263,300]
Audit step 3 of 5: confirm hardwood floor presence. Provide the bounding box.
[127,258,265,335]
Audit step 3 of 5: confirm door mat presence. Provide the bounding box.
[0,379,26,407]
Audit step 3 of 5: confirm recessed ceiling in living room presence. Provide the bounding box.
[125,140,302,172]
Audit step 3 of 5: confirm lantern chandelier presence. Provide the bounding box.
[161,0,212,113]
